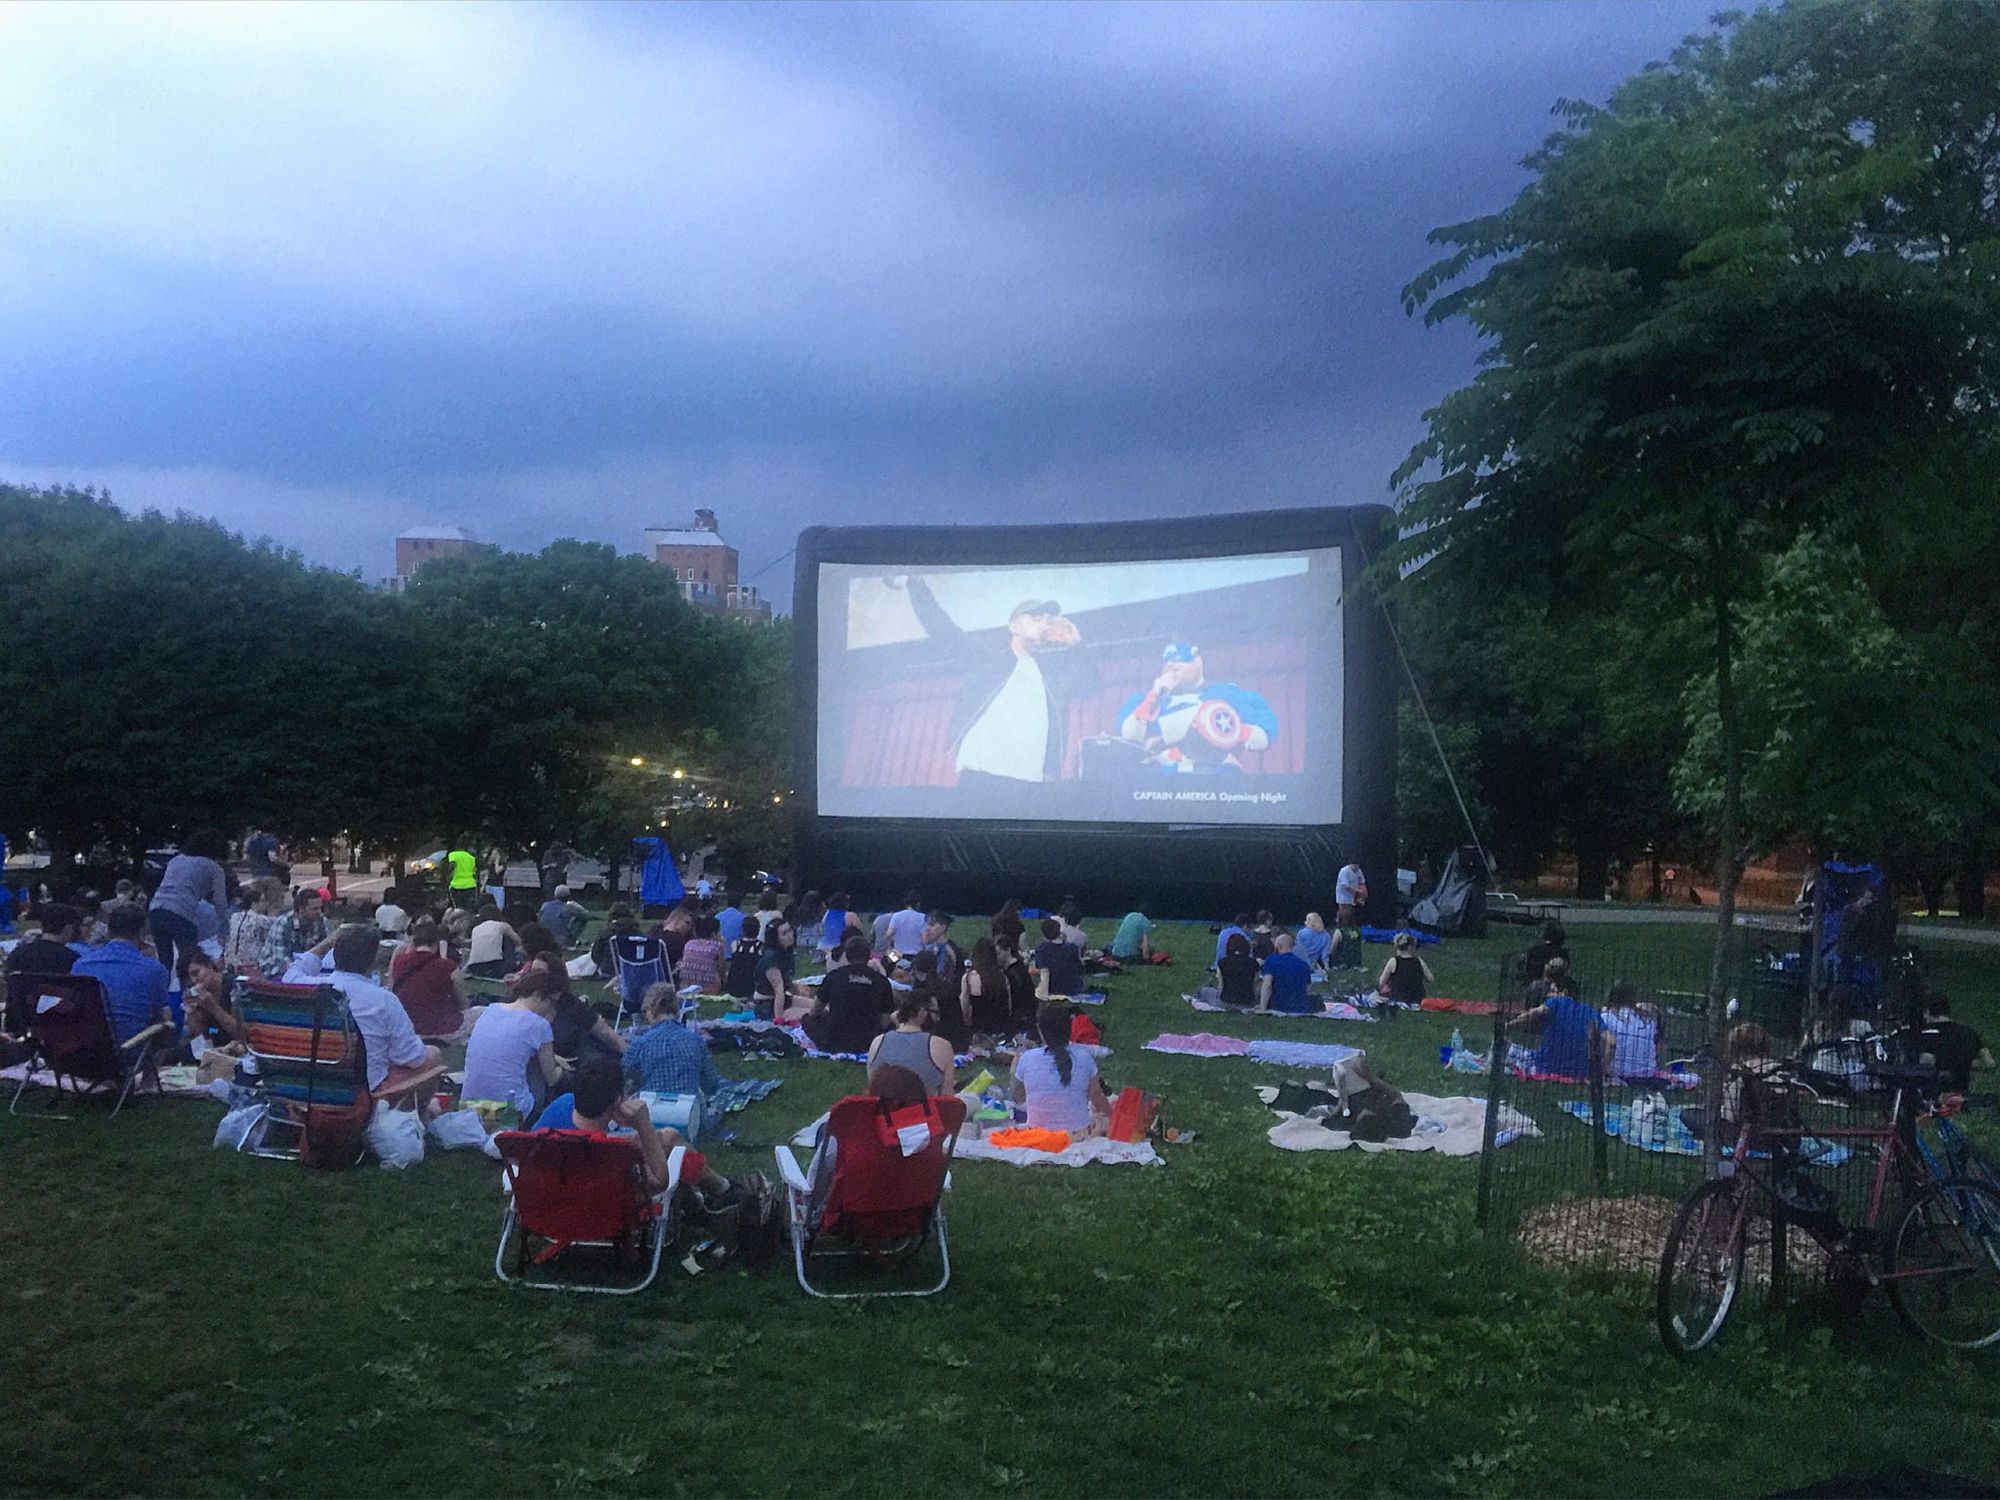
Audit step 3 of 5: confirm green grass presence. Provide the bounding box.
[4,918,1999,1497]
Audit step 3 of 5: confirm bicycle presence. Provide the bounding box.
[1657,1060,2000,1356]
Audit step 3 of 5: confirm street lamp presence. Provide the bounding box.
[671,768,685,781]
[628,756,645,768]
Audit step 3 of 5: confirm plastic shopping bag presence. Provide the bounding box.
[365,1100,427,1170]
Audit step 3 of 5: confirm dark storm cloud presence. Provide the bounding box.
[0,0,1716,597]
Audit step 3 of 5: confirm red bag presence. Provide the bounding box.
[1070,1013,1101,1046]
[1106,1087,1162,1143]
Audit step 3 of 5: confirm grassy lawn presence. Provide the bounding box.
[4,916,1998,1497]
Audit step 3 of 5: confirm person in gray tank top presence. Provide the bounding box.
[865,992,957,1095]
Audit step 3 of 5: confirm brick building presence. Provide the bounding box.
[643,509,772,619]
[385,525,495,591]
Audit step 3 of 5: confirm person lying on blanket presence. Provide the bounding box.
[539,1055,741,1201]
[1012,1003,1110,1136]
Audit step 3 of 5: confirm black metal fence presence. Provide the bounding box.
[1474,930,1907,1302]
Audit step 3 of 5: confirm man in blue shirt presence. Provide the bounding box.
[716,896,747,949]
[1256,932,1317,1016]
[624,987,724,1100]
[73,903,174,1043]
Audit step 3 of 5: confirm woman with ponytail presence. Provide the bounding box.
[1010,1002,1109,1135]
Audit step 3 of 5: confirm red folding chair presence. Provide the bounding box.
[492,1128,691,1294]
[5,972,172,1116]
[773,1093,966,1299]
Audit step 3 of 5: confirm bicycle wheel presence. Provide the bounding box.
[1887,1178,2000,1350]
[1658,1177,1748,1357]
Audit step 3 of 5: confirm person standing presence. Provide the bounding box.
[1335,861,1368,926]
[148,830,232,994]
[446,845,479,910]
[244,827,285,882]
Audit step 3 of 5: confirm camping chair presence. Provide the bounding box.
[606,933,673,1031]
[492,1128,689,1294]
[234,976,442,1161]
[773,1093,966,1299]
[5,972,172,1116]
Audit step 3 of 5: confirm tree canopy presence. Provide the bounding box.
[0,484,792,874]
[1392,0,2000,985]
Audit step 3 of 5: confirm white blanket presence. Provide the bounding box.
[1260,1088,1539,1156]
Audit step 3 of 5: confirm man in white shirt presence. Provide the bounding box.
[322,925,439,1097]
[903,577,1088,789]
[1336,862,1368,926]
[374,898,410,937]
[886,893,929,955]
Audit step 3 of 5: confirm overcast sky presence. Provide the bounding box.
[0,0,1715,607]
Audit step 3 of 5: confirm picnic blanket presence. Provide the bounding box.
[1507,1046,1703,1090]
[955,1133,1160,1167]
[1418,997,1500,1017]
[1184,993,1375,1022]
[1143,1034,1367,1071]
[1263,1088,1538,1156]
[1145,1032,1249,1056]
[787,1111,1158,1166]
[1359,926,1439,946]
[1557,1099,1851,1168]
[707,1077,784,1114]
[0,1062,212,1099]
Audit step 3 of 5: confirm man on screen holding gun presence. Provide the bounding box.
[1118,642,1278,774]
[899,575,1093,787]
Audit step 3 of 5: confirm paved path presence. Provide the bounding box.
[1537,903,2000,947]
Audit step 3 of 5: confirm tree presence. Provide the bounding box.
[1392,0,2000,1059]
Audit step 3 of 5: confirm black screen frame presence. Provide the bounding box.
[789,505,1396,921]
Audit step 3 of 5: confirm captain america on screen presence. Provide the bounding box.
[1117,642,1278,773]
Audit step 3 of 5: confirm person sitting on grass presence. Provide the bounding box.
[722,924,764,1004]
[1293,912,1332,971]
[910,948,969,1054]
[513,927,623,1062]
[756,919,798,1021]
[1250,910,1279,961]
[535,885,590,947]
[1012,1002,1109,1136]
[1057,902,1089,952]
[800,936,893,1054]
[866,990,957,1097]
[535,1054,737,1200]
[1216,931,1258,1011]
[678,915,726,995]
[1600,983,1663,1082]
[1109,909,1154,965]
[996,934,1040,1032]
[1897,992,1996,1094]
[389,916,479,1044]
[180,949,242,1046]
[1506,960,1600,1077]
[461,968,569,1125]
[1376,931,1434,1009]
[224,880,286,977]
[259,887,332,980]
[624,981,722,1105]
[961,937,1012,1037]
[1213,912,1251,966]
[1257,930,1317,1015]
[465,902,522,979]
[1030,916,1085,999]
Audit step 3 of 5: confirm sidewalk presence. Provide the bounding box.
[1555,903,2000,947]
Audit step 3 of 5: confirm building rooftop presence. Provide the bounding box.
[398,525,484,542]
[643,527,728,548]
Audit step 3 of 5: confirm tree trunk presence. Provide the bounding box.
[1704,582,1744,1175]
[1647,846,1663,903]
[1958,846,1988,921]
[1573,825,1609,902]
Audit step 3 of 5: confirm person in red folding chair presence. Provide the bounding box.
[774,1065,967,1298]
